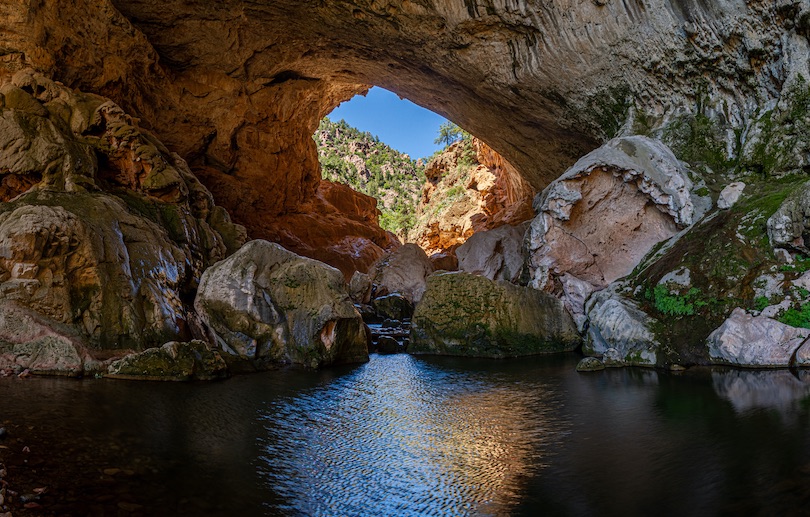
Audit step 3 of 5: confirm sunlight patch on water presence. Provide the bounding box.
[258,354,568,516]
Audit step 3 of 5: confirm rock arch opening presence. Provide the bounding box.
[314,87,536,271]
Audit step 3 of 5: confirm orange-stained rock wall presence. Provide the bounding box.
[411,138,535,256]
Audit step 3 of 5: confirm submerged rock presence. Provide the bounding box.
[410,272,580,358]
[376,335,404,354]
[106,341,228,381]
[195,240,368,369]
[706,308,810,368]
[576,356,605,372]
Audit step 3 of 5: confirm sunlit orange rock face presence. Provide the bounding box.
[412,138,535,256]
[249,181,400,280]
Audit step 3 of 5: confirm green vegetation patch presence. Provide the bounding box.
[314,117,426,235]
[644,285,709,317]
[778,302,810,329]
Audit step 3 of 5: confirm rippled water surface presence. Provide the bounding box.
[2,354,810,515]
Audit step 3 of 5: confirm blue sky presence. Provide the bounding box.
[326,87,447,160]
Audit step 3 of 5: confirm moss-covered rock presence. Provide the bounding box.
[106,341,228,381]
[195,240,369,369]
[410,272,580,358]
[576,356,605,372]
[371,293,413,321]
[614,175,810,367]
[740,75,810,177]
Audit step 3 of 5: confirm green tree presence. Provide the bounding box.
[434,122,464,147]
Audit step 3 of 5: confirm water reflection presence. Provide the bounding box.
[258,354,567,516]
[2,356,810,516]
[712,369,810,414]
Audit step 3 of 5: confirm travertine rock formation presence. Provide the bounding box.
[1,0,809,372]
[0,71,244,375]
[1,0,799,275]
[526,136,707,321]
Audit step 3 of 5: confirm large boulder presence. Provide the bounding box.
[106,341,228,381]
[410,272,580,358]
[195,240,368,369]
[369,244,434,304]
[707,308,810,368]
[456,223,526,284]
[584,287,660,367]
[768,180,810,252]
[526,136,708,318]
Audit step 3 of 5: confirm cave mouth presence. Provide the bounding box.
[313,85,538,265]
[315,87,447,242]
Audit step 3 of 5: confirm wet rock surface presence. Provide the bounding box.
[367,319,411,355]
[107,341,229,381]
[576,356,605,372]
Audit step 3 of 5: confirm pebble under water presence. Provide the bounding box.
[2,354,810,516]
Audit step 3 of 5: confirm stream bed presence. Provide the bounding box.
[2,354,810,515]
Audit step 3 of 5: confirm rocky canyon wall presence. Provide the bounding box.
[1,0,802,274]
[0,0,809,373]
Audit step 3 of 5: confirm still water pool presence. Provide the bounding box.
[2,354,810,516]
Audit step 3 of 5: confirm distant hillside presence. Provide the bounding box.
[314,117,425,236]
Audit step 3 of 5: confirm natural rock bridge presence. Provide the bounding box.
[1,0,795,271]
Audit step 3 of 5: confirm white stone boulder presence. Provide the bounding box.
[707,308,810,367]
[584,287,660,366]
[456,223,525,283]
[717,182,746,209]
